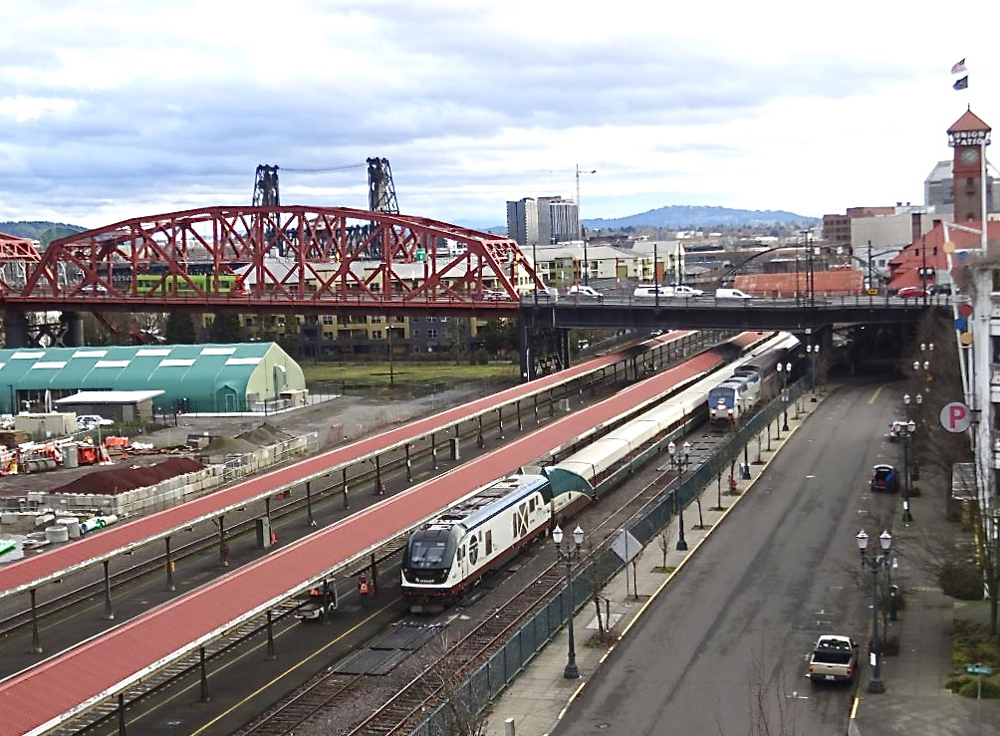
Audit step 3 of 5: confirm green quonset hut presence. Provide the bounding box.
[0,342,305,414]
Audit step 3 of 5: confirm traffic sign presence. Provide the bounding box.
[966,664,993,675]
[941,402,972,433]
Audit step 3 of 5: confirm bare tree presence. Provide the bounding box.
[420,631,492,736]
[657,526,674,569]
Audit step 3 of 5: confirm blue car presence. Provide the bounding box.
[870,464,899,493]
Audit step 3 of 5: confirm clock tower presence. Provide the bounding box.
[948,108,991,222]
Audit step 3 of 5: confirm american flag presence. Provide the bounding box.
[951,58,967,74]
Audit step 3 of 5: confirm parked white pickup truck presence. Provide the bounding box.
[633,284,704,298]
[807,635,858,683]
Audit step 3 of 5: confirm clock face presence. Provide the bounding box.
[960,147,980,165]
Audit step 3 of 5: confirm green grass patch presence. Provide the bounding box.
[946,619,1000,697]
[652,566,677,574]
[303,361,519,393]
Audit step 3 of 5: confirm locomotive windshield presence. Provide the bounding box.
[405,529,457,570]
[708,386,735,407]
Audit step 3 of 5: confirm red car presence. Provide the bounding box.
[896,286,930,299]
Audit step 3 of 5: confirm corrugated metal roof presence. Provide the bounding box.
[0,343,289,412]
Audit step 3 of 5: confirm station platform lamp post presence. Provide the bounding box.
[553,524,584,679]
[901,394,920,523]
[806,343,820,399]
[776,361,792,432]
[856,529,893,693]
[668,440,691,551]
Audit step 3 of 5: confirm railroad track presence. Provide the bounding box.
[292,424,735,736]
[238,672,365,736]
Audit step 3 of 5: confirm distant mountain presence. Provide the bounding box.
[584,205,817,230]
[0,221,87,248]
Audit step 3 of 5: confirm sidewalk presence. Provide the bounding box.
[486,401,816,736]
[849,478,1000,735]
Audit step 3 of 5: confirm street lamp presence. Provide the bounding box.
[856,529,893,693]
[552,524,584,679]
[806,344,820,397]
[776,361,791,431]
[668,440,692,551]
[901,395,920,522]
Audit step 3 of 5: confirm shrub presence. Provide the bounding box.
[939,558,984,600]
[955,675,1000,698]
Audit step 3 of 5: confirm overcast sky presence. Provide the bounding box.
[1,1,995,230]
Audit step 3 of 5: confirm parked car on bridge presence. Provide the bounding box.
[669,284,705,298]
[478,289,509,301]
[714,288,753,300]
[526,287,558,302]
[567,285,603,300]
[895,285,930,299]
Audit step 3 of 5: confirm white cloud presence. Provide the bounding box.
[0,0,995,229]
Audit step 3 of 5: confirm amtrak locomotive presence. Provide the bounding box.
[401,474,552,611]
[707,333,799,423]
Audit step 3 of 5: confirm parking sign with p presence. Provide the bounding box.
[940,402,972,433]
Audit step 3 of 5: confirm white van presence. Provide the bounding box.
[567,285,603,300]
[714,288,753,300]
[633,285,670,298]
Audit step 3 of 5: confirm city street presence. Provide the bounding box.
[554,379,898,735]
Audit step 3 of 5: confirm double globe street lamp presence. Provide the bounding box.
[900,396,920,523]
[553,524,584,679]
[776,361,792,431]
[806,344,820,398]
[667,440,692,551]
[856,530,893,693]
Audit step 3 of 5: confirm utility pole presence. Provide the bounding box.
[576,164,596,285]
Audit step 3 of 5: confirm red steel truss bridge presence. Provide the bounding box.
[0,206,542,317]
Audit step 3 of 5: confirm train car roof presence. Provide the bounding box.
[459,474,549,532]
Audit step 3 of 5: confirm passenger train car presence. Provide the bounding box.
[401,474,551,611]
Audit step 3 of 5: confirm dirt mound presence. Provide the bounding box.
[51,457,205,496]
[237,422,294,446]
[203,435,257,455]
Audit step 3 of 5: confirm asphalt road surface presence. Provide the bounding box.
[554,378,902,735]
